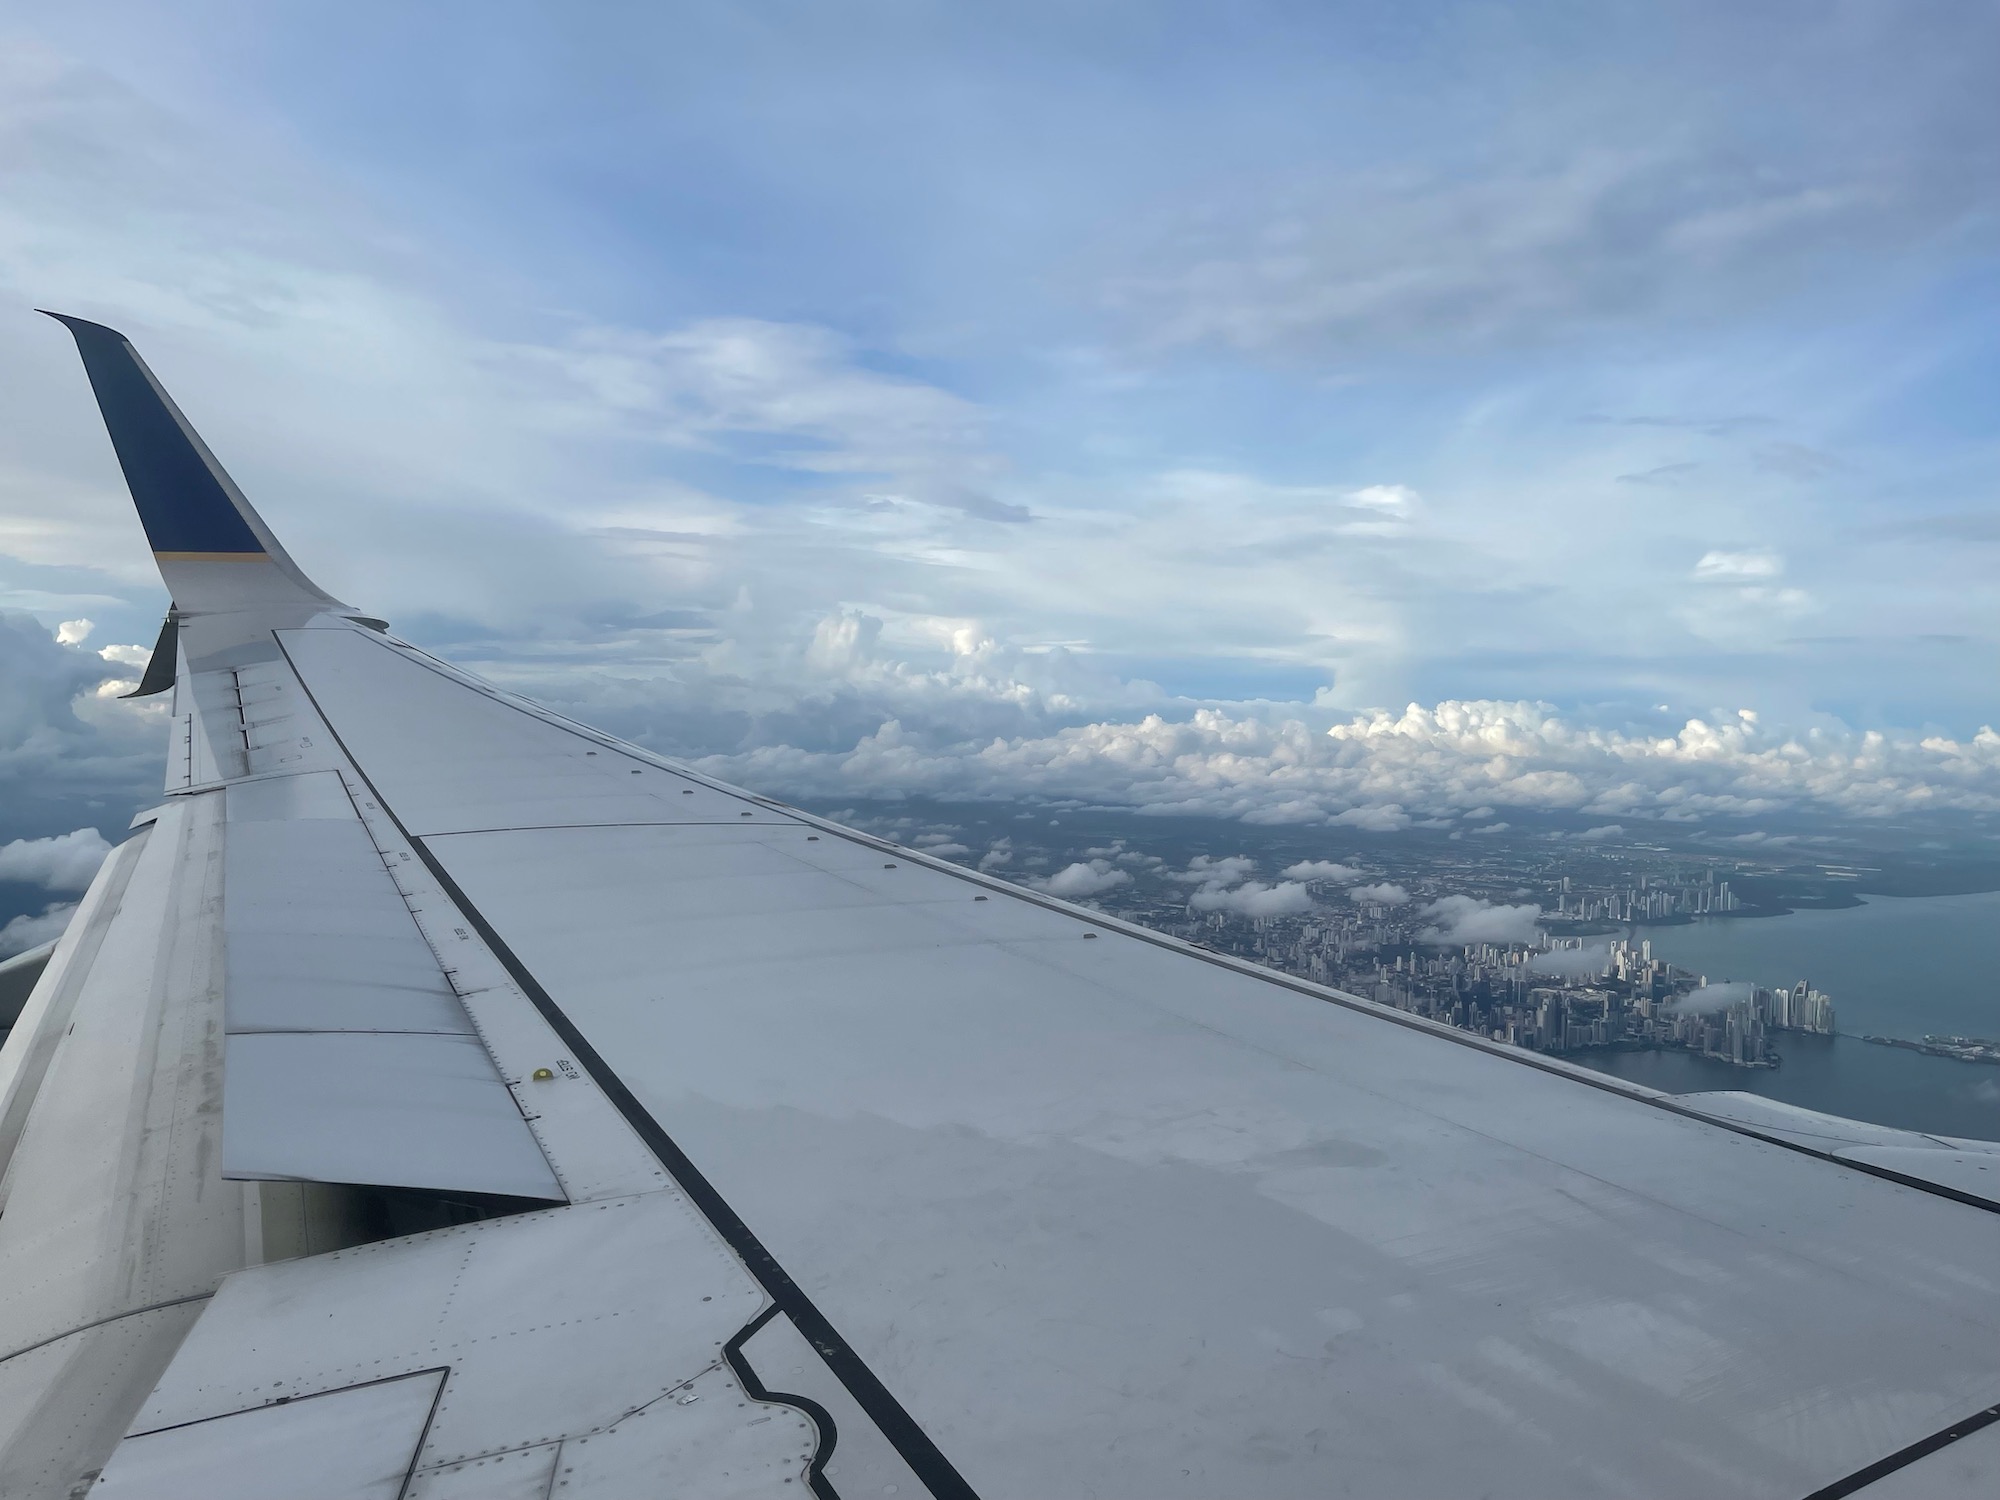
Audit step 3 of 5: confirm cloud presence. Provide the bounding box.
[525,317,1009,520]
[1346,484,1418,514]
[1530,945,1611,978]
[1038,859,1132,898]
[1329,804,1412,832]
[0,827,111,891]
[700,695,2000,832]
[1349,882,1409,905]
[1617,462,1700,487]
[1102,88,2000,362]
[1168,854,1257,887]
[1417,894,1543,945]
[1693,550,1784,581]
[0,613,160,813]
[1755,443,1842,480]
[1282,860,1362,881]
[1667,981,1755,1015]
[1469,821,1511,835]
[1188,880,1314,919]
[6,12,2000,853]
[55,618,92,644]
[0,901,74,956]
[1576,824,1625,841]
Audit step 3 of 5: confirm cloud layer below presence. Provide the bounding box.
[700,695,2000,832]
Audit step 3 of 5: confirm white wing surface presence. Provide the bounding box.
[4,315,1999,1499]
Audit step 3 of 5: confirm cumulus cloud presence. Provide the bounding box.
[0,613,160,813]
[0,828,112,891]
[1417,894,1544,945]
[1038,859,1132,898]
[55,619,92,644]
[1282,860,1362,881]
[0,901,74,956]
[701,696,2000,831]
[1349,882,1410,905]
[1576,824,1625,841]
[1188,880,1314,919]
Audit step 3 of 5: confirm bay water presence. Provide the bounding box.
[1572,891,2000,1141]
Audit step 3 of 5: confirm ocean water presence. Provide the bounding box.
[1572,892,2000,1141]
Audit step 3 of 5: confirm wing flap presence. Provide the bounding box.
[224,788,473,1036]
[216,768,560,1199]
[221,1032,559,1199]
[104,1194,811,1495]
[97,1369,443,1500]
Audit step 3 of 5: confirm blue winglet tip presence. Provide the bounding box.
[43,308,269,559]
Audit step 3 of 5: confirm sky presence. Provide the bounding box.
[5,0,2000,922]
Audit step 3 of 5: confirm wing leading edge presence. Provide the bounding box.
[2,318,1998,1499]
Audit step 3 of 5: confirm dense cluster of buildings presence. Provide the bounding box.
[1552,872,1741,923]
[1135,901,1834,1069]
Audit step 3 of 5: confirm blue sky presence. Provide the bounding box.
[5,0,2000,883]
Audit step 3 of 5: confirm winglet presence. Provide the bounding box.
[42,312,340,610]
[122,609,179,698]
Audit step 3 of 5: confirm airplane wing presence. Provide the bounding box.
[4,314,2000,1499]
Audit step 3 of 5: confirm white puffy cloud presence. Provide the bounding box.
[1575,824,1625,841]
[55,618,92,644]
[1417,895,1544,945]
[1189,880,1314,918]
[700,696,2000,830]
[0,612,160,812]
[0,827,111,891]
[0,901,74,956]
[1281,860,1362,881]
[1349,882,1410,905]
[1038,860,1132,898]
